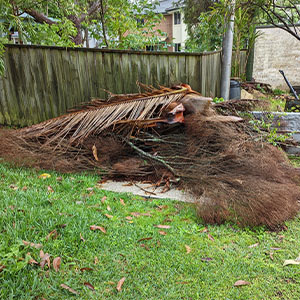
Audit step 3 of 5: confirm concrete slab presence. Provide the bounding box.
[98,180,196,203]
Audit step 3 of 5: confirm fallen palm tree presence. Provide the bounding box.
[0,83,299,228]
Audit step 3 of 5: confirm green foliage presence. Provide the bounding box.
[248,113,292,146]
[267,97,286,112]
[0,0,164,50]
[23,19,77,47]
[1,162,300,299]
[183,0,259,78]
[212,97,225,103]
[185,11,223,52]
[90,0,164,49]
[273,88,286,96]
[287,104,300,113]
[0,24,9,76]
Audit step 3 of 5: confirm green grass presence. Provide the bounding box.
[289,155,300,167]
[1,161,300,299]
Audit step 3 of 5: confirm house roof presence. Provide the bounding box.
[154,0,181,14]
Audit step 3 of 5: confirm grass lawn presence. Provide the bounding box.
[1,161,300,300]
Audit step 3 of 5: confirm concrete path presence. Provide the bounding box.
[98,180,196,203]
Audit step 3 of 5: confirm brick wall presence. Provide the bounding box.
[253,26,300,90]
[154,14,173,51]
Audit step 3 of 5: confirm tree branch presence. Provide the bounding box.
[257,3,300,41]
[79,1,101,23]
[23,8,57,25]
[122,138,178,176]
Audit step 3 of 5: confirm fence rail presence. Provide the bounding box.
[0,44,225,126]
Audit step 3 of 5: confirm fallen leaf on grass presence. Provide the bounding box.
[80,233,85,242]
[94,256,99,264]
[84,282,95,291]
[283,255,300,266]
[137,237,153,242]
[28,258,39,265]
[270,247,281,251]
[46,229,58,241]
[185,245,191,254]
[163,218,172,223]
[156,205,168,211]
[40,252,51,269]
[60,284,78,295]
[201,257,213,262]
[140,243,150,250]
[9,184,18,190]
[131,212,140,217]
[23,240,42,249]
[53,257,61,272]
[90,225,106,233]
[159,231,167,236]
[131,212,152,217]
[27,253,39,265]
[248,243,259,248]
[0,265,6,272]
[107,205,111,211]
[39,173,51,179]
[234,280,250,287]
[270,252,274,260]
[155,225,171,229]
[47,186,54,193]
[125,216,133,220]
[101,196,107,203]
[22,186,28,191]
[120,198,125,206]
[56,176,63,182]
[80,267,94,272]
[116,277,126,292]
[105,214,113,219]
[207,234,215,241]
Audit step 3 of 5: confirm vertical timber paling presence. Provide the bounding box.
[0,45,246,126]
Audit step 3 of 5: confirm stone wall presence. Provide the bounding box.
[253,26,300,90]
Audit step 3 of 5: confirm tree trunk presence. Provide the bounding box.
[85,28,90,48]
[68,15,83,45]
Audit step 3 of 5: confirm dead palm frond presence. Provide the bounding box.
[19,85,193,146]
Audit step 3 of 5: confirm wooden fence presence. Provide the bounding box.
[0,44,224,126]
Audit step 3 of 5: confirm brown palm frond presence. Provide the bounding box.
[19,85,191,145]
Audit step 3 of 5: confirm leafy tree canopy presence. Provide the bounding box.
[182,0,300,53]
[0,0,165,49]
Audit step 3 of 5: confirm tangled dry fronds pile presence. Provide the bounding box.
[0,84,299,228]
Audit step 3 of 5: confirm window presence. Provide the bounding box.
[174,43,181,52]
[146,45,155,51]
[146,45,163,51]
[174,12,181,25]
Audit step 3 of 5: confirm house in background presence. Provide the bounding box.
[154,0,188,52]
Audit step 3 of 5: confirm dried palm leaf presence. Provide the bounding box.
[19,85,193,146]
